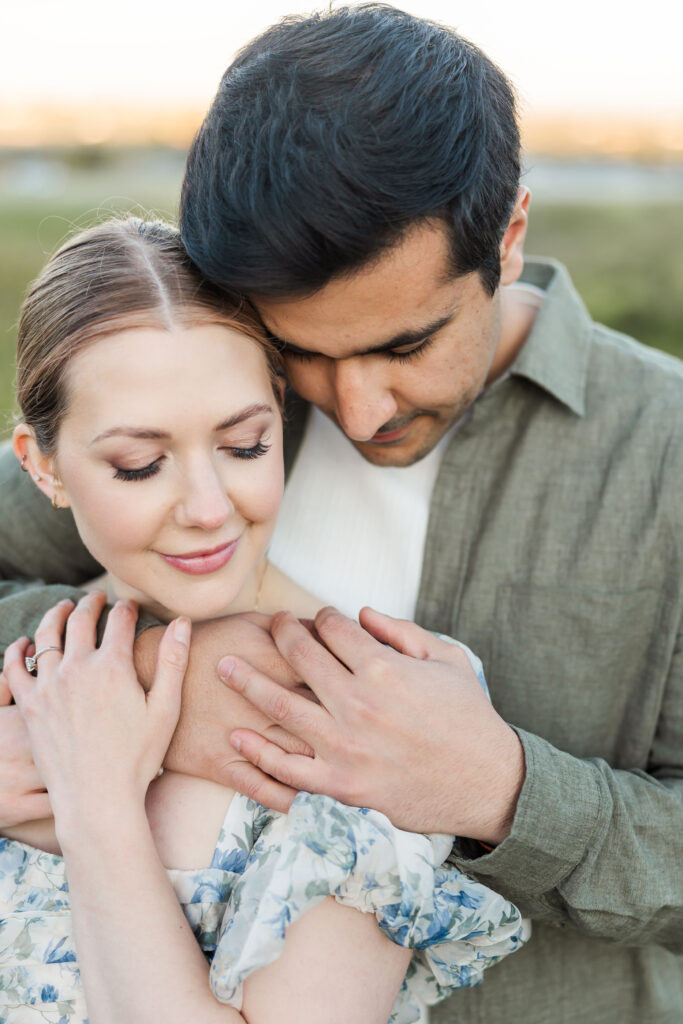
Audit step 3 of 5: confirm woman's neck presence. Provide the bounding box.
[104,557,324,624]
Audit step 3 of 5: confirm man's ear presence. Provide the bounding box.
[499,187,530,287]
[12,424,71,509]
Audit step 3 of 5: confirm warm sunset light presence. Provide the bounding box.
[1,0,681,153]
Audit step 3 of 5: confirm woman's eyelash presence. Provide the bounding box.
[230,441,272,460]
[386,336,435,364]
[113,458,164,482]
[112,442,271,480]
[114,458,163,482]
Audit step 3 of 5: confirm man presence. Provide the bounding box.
[1,5,683,1022]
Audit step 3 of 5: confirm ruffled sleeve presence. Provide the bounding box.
[209,794,528,1024]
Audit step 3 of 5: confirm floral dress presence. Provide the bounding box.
[0,640,529,1024]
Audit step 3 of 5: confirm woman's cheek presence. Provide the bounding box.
[68,485,163,563]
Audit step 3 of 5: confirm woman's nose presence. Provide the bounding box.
[175,464,235,530]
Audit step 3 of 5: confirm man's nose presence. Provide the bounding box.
[331,359,398,441]
[176,462,235,530]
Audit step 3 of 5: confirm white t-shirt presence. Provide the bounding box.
[268,407,460,619]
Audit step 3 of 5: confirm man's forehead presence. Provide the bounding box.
[252,224,471,358]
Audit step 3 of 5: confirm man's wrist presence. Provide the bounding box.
[477,725,526,846]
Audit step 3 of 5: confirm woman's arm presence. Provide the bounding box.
[5,594,409,1024]
[61,804,408,1024]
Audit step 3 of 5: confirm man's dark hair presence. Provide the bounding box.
[180,3,520,297]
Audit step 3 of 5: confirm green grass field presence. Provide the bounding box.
[1,194,681,436]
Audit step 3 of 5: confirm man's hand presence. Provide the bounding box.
[0,678,51,827]
[220,607,525,843]
[134,613,313,812]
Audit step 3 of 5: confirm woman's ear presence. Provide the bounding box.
[12,424,70,509]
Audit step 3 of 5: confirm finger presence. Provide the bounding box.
[148,617,191,723]
[219,654,330,745]
[100,599,138,666]
[229,728,324,795]
[263,724,315,758]
[270,611,350,703]
[222,757,297,814]
[6,791,52,827]
[62,591,107,657]
[32,599,75,670]
[358,606,441,659]
[4,637,35,708]
[0,672,11,705]
[312,606,392,670]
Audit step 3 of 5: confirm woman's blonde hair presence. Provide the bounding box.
[16,217,279,453]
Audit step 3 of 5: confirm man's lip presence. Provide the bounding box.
[158,539,239,576]
[368,422,413,444]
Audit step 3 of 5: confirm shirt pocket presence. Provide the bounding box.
[487,583,666,765]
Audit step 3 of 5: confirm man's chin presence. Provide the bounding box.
[350,433,443,468]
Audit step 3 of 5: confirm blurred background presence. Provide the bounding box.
[1,0,682,432]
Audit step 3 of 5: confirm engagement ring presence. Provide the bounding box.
[24,646,62,675]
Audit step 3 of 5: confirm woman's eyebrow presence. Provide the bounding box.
[90,404,274,446]
[214,403,274,431]
[90,427,170,445]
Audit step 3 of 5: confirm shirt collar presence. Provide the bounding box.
[507,257,593,417]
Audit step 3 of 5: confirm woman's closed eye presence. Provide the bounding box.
[227,440,272,460]
[113,457,164,482]
[112,436,272,482]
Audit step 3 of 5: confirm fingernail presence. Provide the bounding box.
[218,657,235,680]
[173,617,191,646]
[230,733,242,752]
[58,599,73,608]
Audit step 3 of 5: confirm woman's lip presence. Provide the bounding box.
[158,539,239,576]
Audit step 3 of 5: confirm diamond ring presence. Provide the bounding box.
[24,646,62,675]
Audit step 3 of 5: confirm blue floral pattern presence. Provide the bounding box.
[0,639,528,1023]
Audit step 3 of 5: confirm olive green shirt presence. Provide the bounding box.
[1,259,682,1022]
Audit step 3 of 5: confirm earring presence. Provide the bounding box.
[20,454,29,472]
[33,474,41,482]
[52,493,64,510]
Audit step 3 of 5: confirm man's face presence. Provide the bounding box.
[253,221,512,467]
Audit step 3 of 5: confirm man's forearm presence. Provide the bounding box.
[451,728,683,951]
[0,442,101,586]
[0,581,86,654]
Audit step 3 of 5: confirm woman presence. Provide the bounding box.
[0,218,527,1024]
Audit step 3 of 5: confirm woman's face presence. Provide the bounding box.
[46,322,284,621]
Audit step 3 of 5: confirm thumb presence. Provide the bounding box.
[149,617,191,724]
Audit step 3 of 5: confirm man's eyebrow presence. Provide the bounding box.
[90,404,273,445]
[267,311,456,358]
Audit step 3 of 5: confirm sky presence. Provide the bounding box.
[1,0,682,118]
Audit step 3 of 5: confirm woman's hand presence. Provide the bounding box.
[3,592,190,840]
